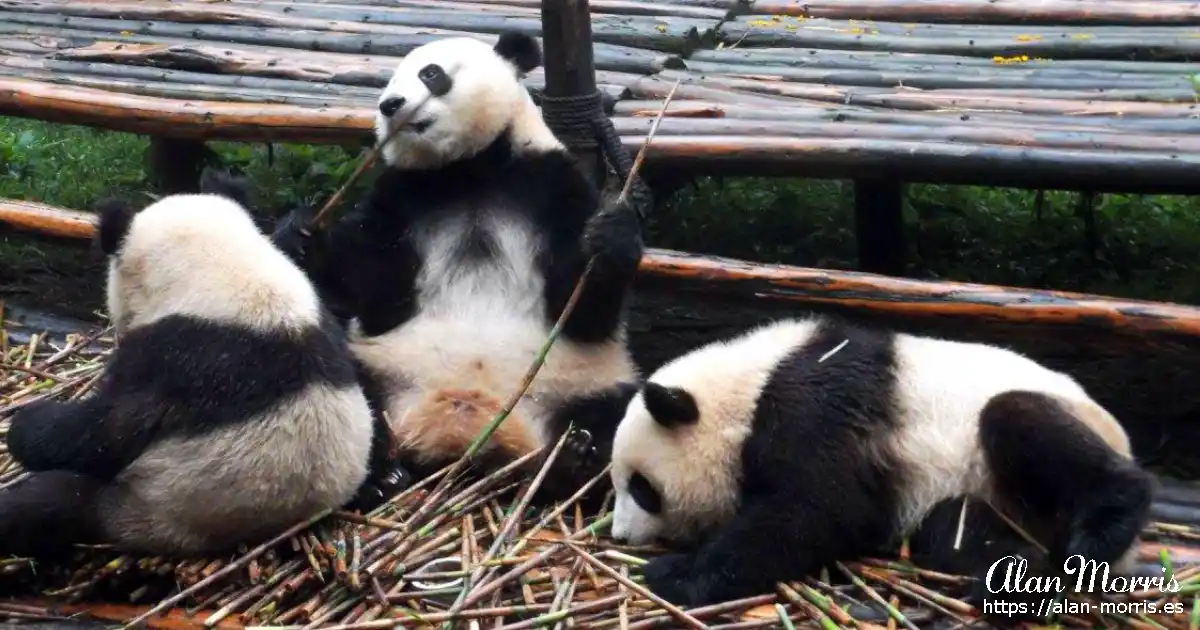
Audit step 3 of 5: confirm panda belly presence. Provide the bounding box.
[98,384,374,554]
[349,212,637,466]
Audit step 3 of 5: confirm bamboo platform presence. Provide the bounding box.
[0,0,1197,195]
[5,199,1200,628]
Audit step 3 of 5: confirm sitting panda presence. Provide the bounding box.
[609,316,1155,614]
[0,171,397,558]
[271,31,643,501]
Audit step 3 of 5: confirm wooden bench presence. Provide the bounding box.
[0,0,1197,276]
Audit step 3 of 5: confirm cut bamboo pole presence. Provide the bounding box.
[9,198,1200,336]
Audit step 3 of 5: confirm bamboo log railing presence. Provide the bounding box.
[0,0,1197,193]
[6,198,1200,339]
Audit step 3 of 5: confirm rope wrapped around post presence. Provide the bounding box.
[540,90,654,220]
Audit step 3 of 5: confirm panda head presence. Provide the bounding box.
[374,31,562,170]
[610,380,747,547]
[96,171,319,336]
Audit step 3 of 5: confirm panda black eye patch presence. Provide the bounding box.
[628,472,662,515]
[418,64,452,97]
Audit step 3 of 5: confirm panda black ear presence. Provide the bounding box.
[199,166,253,209]
[95,197,134,256]
[494,31,541,74]
[642,383,699,428]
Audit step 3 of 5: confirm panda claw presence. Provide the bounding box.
[347,464,414,513]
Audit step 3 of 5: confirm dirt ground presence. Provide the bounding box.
[0,229,108,324]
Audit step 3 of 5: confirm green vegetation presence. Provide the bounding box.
[3,116,1200,321]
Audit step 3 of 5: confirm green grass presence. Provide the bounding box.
[3,116,1200,320]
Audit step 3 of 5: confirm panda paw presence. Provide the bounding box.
[563,425,599,466]
[582,200,643,273]
[270,207,317,263]
[643,553,704,606]
[346,464,415,513]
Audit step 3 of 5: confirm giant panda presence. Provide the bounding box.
[0,171,396,558]
[270,31,643,502]
[608,315,1156,614]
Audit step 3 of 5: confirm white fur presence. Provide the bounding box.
[375,36,562,170]
[355,35,637,457]
[107,193,321,337]
[100,192,375,554]
[611,319,822,545]
[349,210,636,451]
[101,384,374,554]
[610,317,1134,550]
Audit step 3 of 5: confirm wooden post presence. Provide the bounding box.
[540,0,606,187]
[146,138,214,194]
[853,178,907,277]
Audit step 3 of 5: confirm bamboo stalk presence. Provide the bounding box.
[755,0,1200,26]
[0,11,680,73]
[717,16,1200,61]
[3,0,714,55]
[679,59,1196,96]
[642,72,1200,117]
[612,99,1200,135]
[610,117,1200,153]
[690,47,1200,76]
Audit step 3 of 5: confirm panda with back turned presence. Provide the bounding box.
[608,315,1155,618]
[0,171,394,558]
[271,31,643,501]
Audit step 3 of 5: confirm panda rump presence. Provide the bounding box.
[608,315,1155,607]
[1,175,381,558]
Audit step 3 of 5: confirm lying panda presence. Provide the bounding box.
[271,31,642,500]
[609,316,1155,611]
[0,171,395,558]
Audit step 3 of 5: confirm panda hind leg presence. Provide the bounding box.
[968,390,1155,624]
[979,390,1154,568]
[0,471,108,560]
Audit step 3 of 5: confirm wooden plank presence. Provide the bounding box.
[636,72,1200,118]
[0,0,714,55]
[0,12,681,75]
[612,99,1200,134]
[718,15,1200,60]
[754,0,1200,26]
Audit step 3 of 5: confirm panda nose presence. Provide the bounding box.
[379,97,406,117]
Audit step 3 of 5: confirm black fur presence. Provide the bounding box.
[0,471,106,559]
[95,198,133,256]
[6,311,359,482]
[344,362,415,513]
[531,381,641,507]
[642,383,699,428]
[979,390,1154,567]
[270,125,643,503]
[275,132,640,345]
[641,319,908,606]
[494,31,541,74]
[961,390,1155,624]
[636,323,1156,614]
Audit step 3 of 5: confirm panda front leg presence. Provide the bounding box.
[643,494,847,607]
[6,397,132,480]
